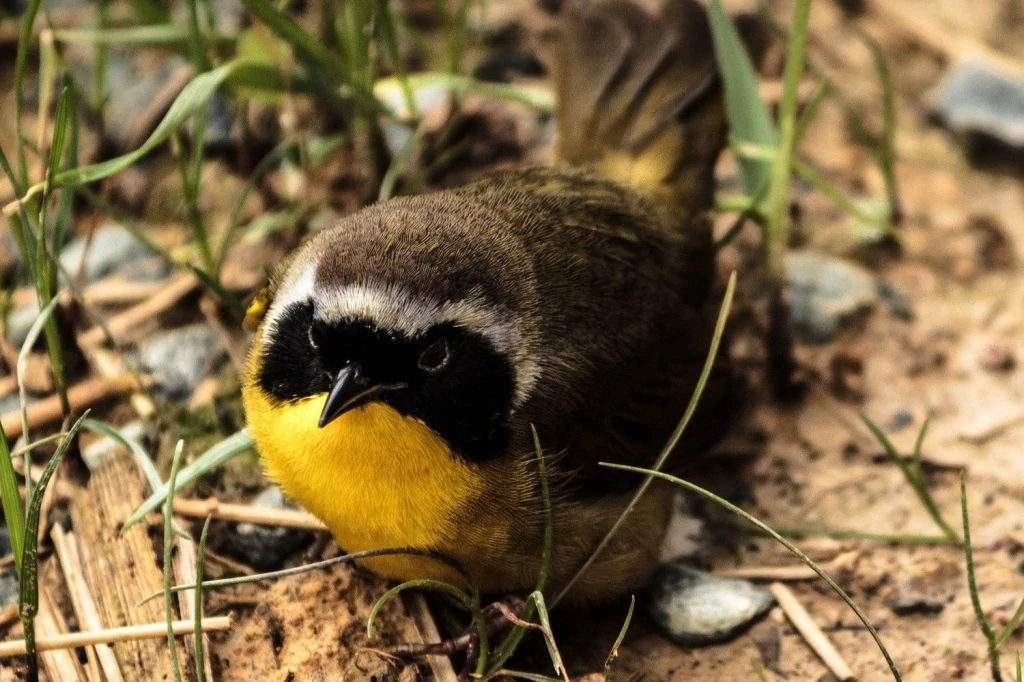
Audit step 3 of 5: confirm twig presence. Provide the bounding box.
[77,273,198,348]
[864,0,1024,78]
[11,274,170,309]
[50,527,124,682]
[1,374,151,440]
[171,497,327,530]
[0,617,232,657]
[403,592,459,682]
[716,565,821,581]
[38,584,88,682]
[172,533,213,682]
[0,603,18,630]
[770,582,856,682]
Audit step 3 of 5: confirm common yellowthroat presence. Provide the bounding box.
[242,0,731,605]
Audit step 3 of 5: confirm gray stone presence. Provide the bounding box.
[889,592,945,616]
[60,223,157,284]
[81,420,148,472]
[229,486,315,570]
[647,563,775,646]
[933,60,1024,148]
[0,528,17,608]
[787,251,878,344]
[138,323,224,402]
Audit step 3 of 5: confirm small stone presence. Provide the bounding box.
[887,408,915,432]
[932,59,1024,153]
[647,563,775,646]
[787,251,878,344]
[889,592,945,616]
[877,280,915,322]
[137,324,224,402]
[979,340,1016,372]
[60,223,157,284]
[0,528,17,608]
[228,486,315,570]
[81,420,148,472]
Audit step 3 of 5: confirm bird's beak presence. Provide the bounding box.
[317,364,406,428]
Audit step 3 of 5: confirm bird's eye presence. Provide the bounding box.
[417,337,450,374]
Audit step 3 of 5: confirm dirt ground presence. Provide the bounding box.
[3,0,1024,680]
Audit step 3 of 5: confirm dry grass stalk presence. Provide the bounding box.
[0,617,232,657]
[172,533,214,681]
[0,604,17,630]
[50,526,125,682]
[84,347,156,420]
[770,582,856,682]
[38,580,89,682]
[77,272,198,348]
[0,374,150,439]
[172,497,327,530]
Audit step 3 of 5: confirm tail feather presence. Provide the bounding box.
[556,0,726,222]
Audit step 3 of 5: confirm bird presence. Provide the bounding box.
[241,0,732,606]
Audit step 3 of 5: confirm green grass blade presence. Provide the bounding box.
[708,0,775,196]
[42,60,271,191]
[602,463,901,681]
[552,271,736,607]
[962,471,1001,681]
[367,579,472,637]
[604,595,634,678]
[13,0,43,188]
[124,428,254,530]
[995,597,1024,651]
[163,441,185,682]
[240,0,353,92]
[0,421,25,575]
[194,515,212,682]
[17,295,63,498]
[862,416,961,544]
[19,411,88,677]
[764,0,811,280]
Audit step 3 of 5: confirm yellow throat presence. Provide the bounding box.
[242,373,485,583]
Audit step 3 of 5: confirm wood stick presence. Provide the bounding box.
[769,583,856,682]
[172,533,214,682]
[715,564,821,581]
[38,582,89,682]
[865,0,1024,78]
[0,604,17,630]
[404,592,459,682]
[77,273,198,348]
[0,617,232,657]
[1,374,150,440]
[11,274,169,309]
[51,526,125,682]
[70,450,191,678]
[172,497,327,530]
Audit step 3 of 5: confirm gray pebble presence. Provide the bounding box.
[229,486,315,570]
[647,563,775,646]
[889,592,945,616]
[787,251,878,344]
[60,223,157,284]
[81,420,148,472]
[0,528,16,608]
[5,302,41,348]
[138,323,224,402]
[932,59,1024,149]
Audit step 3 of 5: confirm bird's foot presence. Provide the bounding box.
[386,596,526,681]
